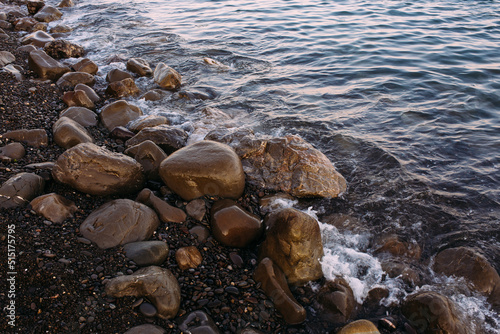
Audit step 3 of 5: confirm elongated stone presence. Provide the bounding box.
[28,50,70,80]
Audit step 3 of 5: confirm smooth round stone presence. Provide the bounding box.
[139,302,157,317]
[210,199,262,248]
[123,241,169,266]
[124,140,168,181]
[337,320,380,334]
[53,116,94,149]
[175,246,203,270]
[74,83,100,102]
[72,59,98,75]
[0,172,45,202]
[56,72,95,89]
[21,30,54,47]
[159,140,245,201]
[62,90,95,110]
[179,311,220,334]
[127,57,152,77]
[127,115,169,133]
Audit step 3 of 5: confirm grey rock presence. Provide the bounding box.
[0,51,15,67]
[179,311,220,334]
[123,324,166,334]
[123,241,169,266]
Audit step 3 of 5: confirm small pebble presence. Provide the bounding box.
[139,302,157,317]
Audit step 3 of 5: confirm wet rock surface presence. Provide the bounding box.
[159,140,245,201]
[100,100,142,131]
[80,199,159,249]
[52,143,145,196]
[154,62,181,90]
[127,57,152,77]
[44,39,84,59]
[314,278,356,324]
[30,192,77,224]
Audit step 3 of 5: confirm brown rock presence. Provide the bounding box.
[27,0,46,15]
[53,117,93,149]
[125,125,187,154]
[80,199,159,249]
[106,68,132,82]
[13,17,37,31]
[175,246,203,270]
[62,90,95,109]
[0,20,11,30]
[58,0,74,8]
[337,320,380,334]
[258,192,297,215]
[0,172,45,204]
[159,140,245,201]
[374,235,421,260]
[105,266,180,319]
[60,107,98,127]
[140,89,169,101]
[136,188,186,223]
[123,241,169,267]
[21,30,54,47]
[254,257,306,324]
[34,6,62,23]
[433,247,500,306]
[381,260,420,287]
[50,24,72,34]
[127,58,152,77]
[189,225,210,243]
[56,72,95,89]
[124,140,167,181]
[110,126,135,141]
[105,77,140,98]
[0,142,25,160]
[401,291,468,334]
[100,100,142,131]
[186,199,206,221]
[74,83,100,102]
[210,199,262,248]
[259,208,324,286]
[28,50,70,80]
[44,39,84,59]
[179,311,220,334]
[315,278,356,323]
[30,193,77,224]
[71,58,98,75]
[52,143,145,196]
[124,324,166,334]
[1,128,48,147]
[154,63,181,90]
[32,22,47,32]
[128,115,169,133]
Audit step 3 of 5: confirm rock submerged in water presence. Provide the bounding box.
[254,257,307,325]
[159,140,245,201]
[314,278,356,324]
[80,199,159,249]
[259,207,324,286]
[210,199,263,248]
[52,142,144,196]
[105,266,181,319]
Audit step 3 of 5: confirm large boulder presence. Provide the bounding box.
[52,143,144,196]
[1,129,48,147]
[125,125,187,154]
[210,199,262,248]
[207,133,347,198]
[259,208,324,286]
[159,140,245,201]
[401,291,468,334]
[433,247,500,306]
[154,63,181,90]
[254,257,306,324]
[105,266,180,319]
[28,50,70,80]
[30,193,77,224]
[80,199,159,249]
[100,100,142,131]
[53,116,93,149]
[0,173,45,209]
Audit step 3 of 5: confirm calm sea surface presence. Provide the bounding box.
[55,0,500,330]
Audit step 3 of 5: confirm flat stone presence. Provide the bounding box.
[60,107,98,127]
[28,50,70,80]
[80,199,159,249]
[125,125,187,154]
[337,320,380,334]
[254,257,306,325]
[100,100,142,131]
[159,140,245,201]
[176,246,203,270]
[34,6,62,23]
[21,31,54,47]
[139,302,157,317]
[179,311,220,334]
[74,83,100,102]
[30,193,77,224]
[186,199,206,221]
[124,140,167,181]
[124,324,166,334]
[136,188,186,223]
[210,199,262,248]
[44,39,84,59]
[52,143,144,196]
[1,128,48,147]
[401,291,467,334]
[106,78,140,98]
[127,57,152,77]
[17,45,37,53]
[259,208,324,286]
[105,266,180,319]
[106,68,132,82]
[127,115,169,133]
[53,116,93,149]
[71,58,98,75]
[154,62,181,90]
[123,241,169,266]
[0,142,25,160]
[0,51,15,67]
[0,173,45,209]
[57,72,95,89]
[62,90,95,110]
[315,278,356,324]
